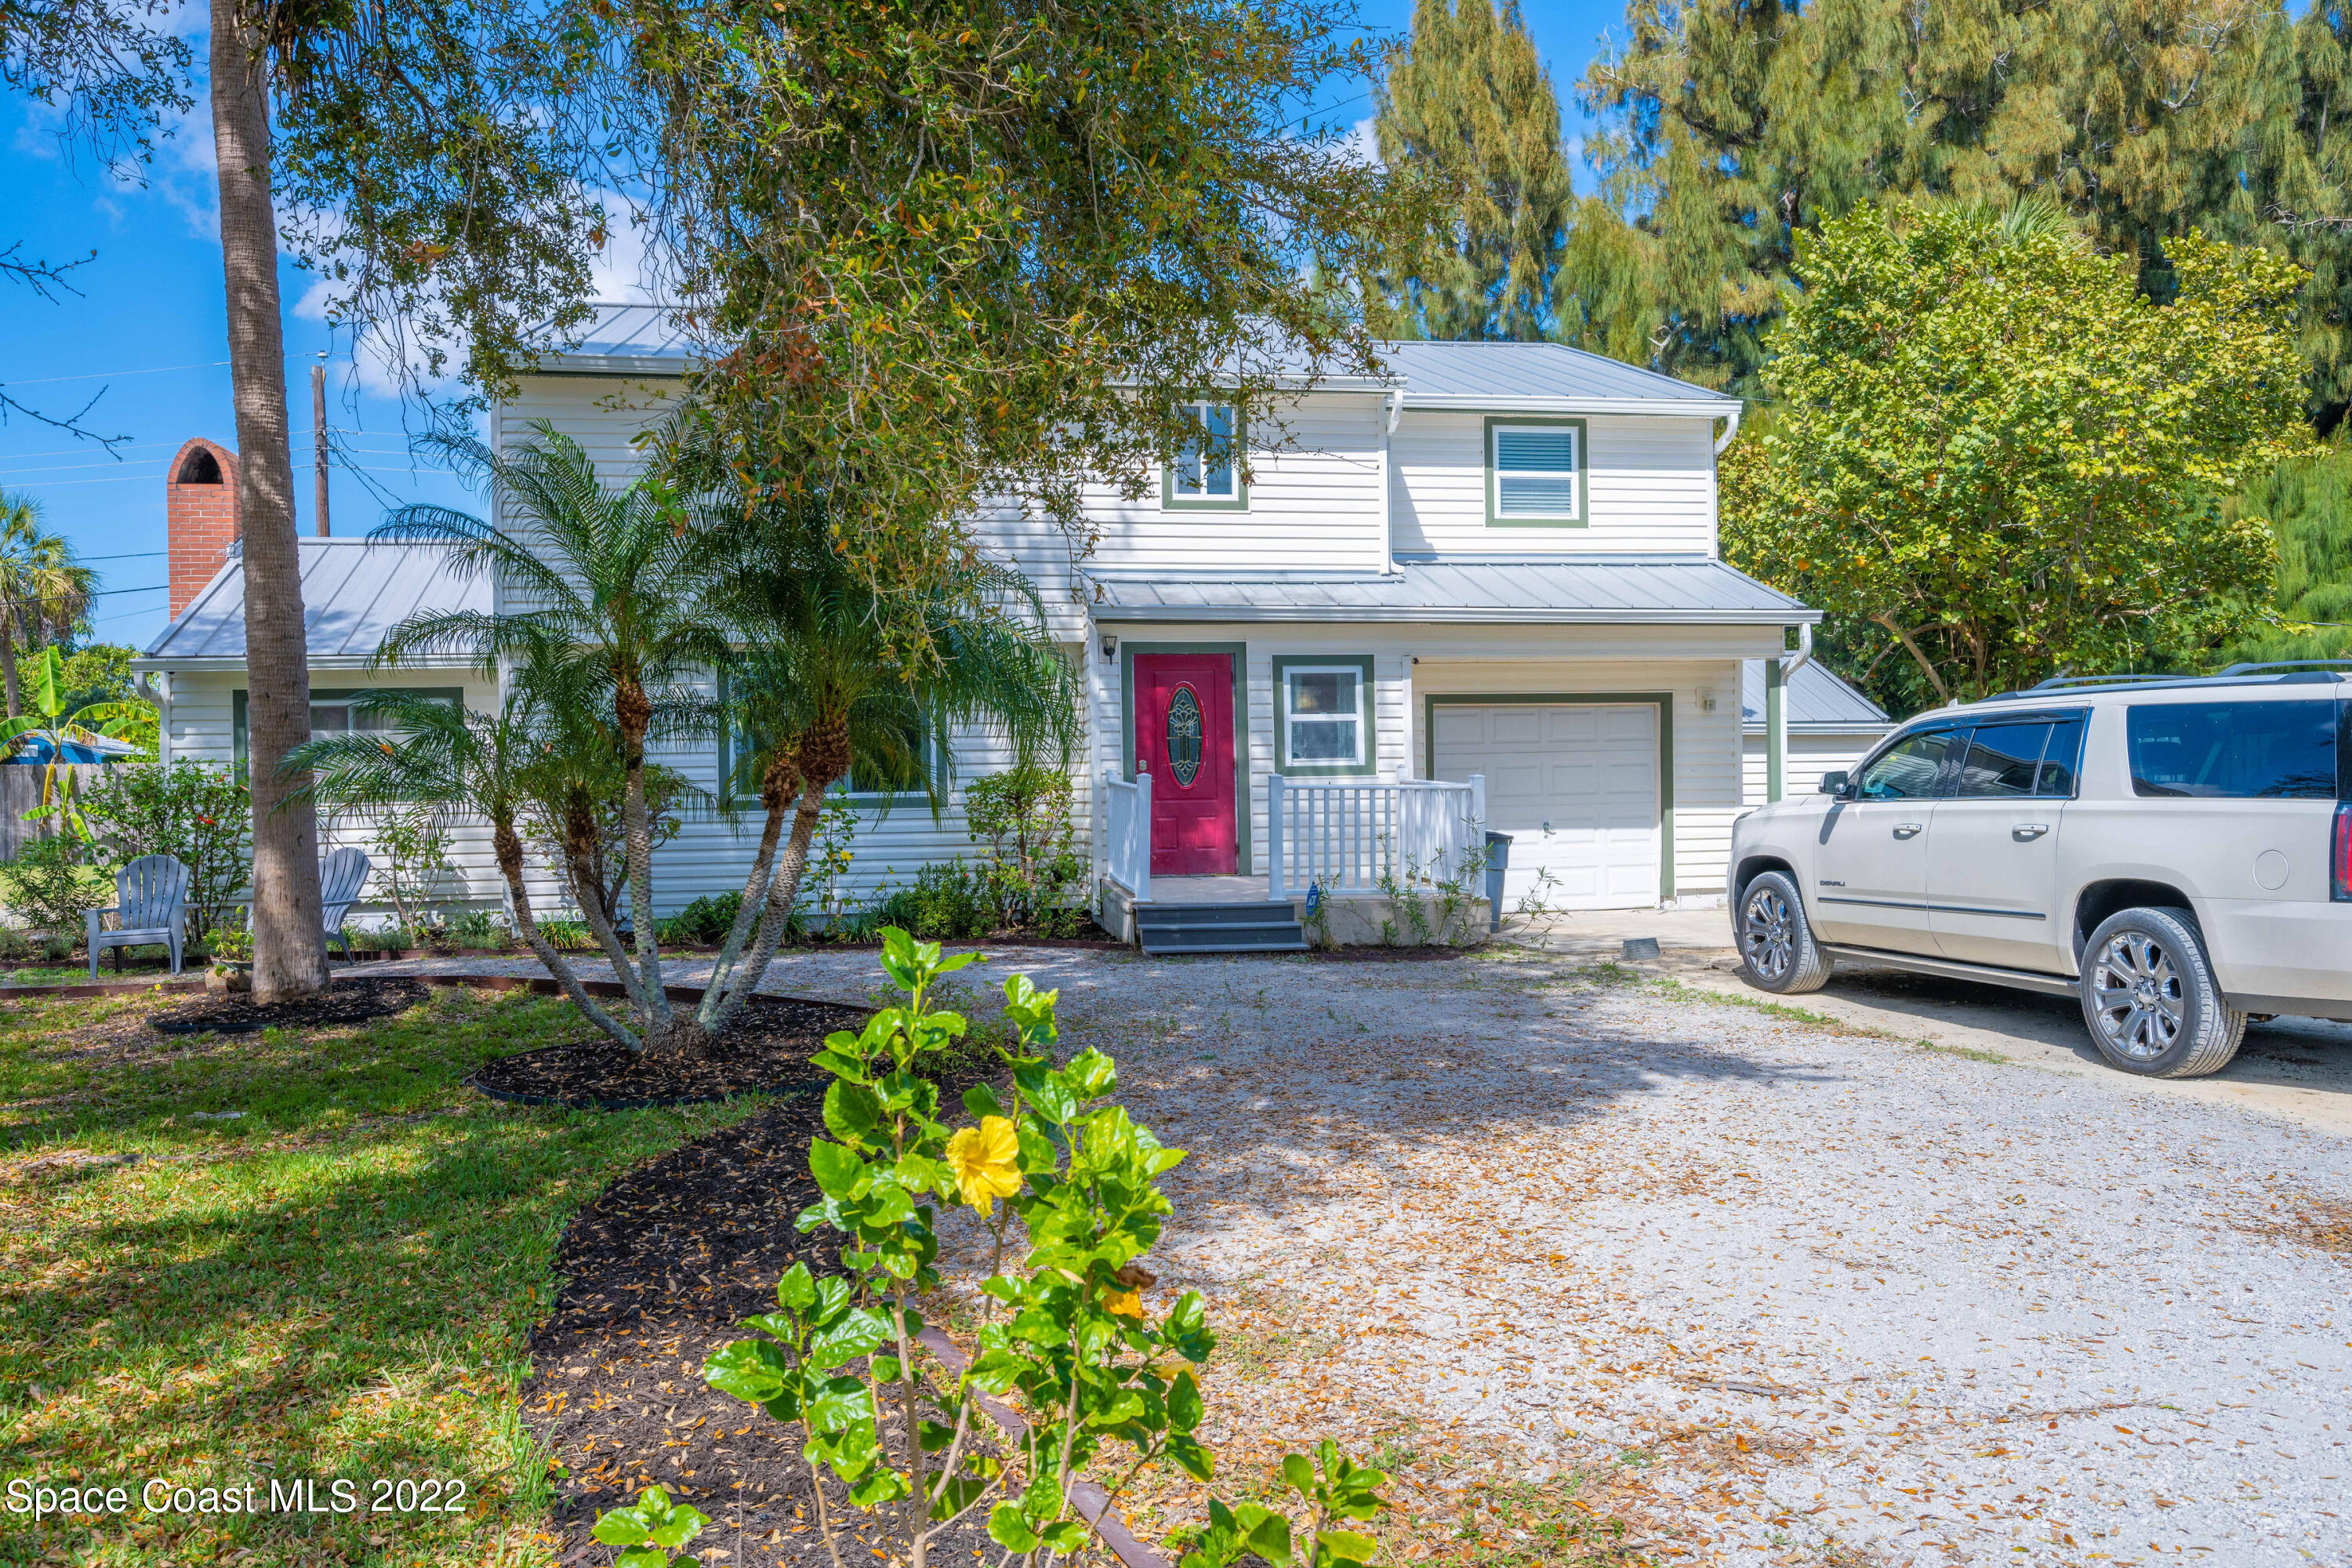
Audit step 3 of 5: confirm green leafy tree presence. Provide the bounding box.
[2213,441,2352,668]
[1371,0,1573,340]
[572,0,1403,626]
[1722,205,2313,703]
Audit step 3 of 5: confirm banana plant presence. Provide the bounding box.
[0,644,154,831]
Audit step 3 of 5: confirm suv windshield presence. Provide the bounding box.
[2126,699,2343,799]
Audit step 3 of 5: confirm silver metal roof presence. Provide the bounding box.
[542,305,1738,412]
[1091,558,1815,626]
[138,539,492,669]
[1377,339,1737,413]
[1740,659,1893,732]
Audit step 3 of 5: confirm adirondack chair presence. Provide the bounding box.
[319,847,372,959]
[85,854,191,978]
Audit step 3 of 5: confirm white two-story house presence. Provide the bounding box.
[135,306,1823,949]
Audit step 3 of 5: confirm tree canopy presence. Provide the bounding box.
[1571,0,2352,415]
[1721,204,2314,705]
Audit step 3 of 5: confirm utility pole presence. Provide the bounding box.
[310,353,329,536]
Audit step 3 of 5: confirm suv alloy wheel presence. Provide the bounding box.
[2078,906,2247,1078]
[1737,870,1833,994]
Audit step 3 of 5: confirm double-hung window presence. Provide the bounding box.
[1486,417,1584,525]
[1163,400,1246,510]
[1274,657,1373,774]
[234,686,458,771]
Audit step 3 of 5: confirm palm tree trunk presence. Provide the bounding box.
[495,818,637,1050]
[702,779,827,1036]
[211,0,327,1004]
[0,619,20,719]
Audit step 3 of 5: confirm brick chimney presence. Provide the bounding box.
[166,437,239,618]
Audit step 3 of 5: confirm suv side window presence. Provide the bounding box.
[1954,715,2086,799]
[1955,722,2052,797]
[2126,700,2339,798]
[2036,717,2085,797]
[1853,728,1960,800]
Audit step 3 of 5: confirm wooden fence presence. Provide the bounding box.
[0,765,121,861]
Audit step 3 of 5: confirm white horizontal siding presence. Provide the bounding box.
[1740,733,1881,807]
[1391,410,1719,557]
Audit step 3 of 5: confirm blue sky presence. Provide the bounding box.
[0,0,1617,654]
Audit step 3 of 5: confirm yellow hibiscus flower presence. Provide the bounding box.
[1102,1289,1144,1319]
[944,1116,1022,1217]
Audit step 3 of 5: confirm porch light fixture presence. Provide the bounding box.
[1099,633,1118,660]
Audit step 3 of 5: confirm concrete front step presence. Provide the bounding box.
[1134,900,1308,955]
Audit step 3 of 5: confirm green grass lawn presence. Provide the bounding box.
[0,985,775,1567]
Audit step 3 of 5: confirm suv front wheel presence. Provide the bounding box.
[1737,870,1833,994]
[2078,906,2246,1078]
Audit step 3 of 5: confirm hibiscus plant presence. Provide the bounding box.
[592,928,1388,1568]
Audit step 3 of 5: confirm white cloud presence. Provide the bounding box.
[1341,114,1382,169]
[586,201,662,303]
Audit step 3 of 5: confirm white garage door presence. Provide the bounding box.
[1432,702,1660,911]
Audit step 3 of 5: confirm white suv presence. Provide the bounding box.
[1727,666,2352,1077]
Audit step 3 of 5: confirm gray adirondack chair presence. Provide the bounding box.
[86,854,191,978]
[319,847,372,959]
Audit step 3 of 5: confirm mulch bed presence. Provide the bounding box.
[467,997,868,1109]
[523,1090,1005,1566]
[147,976,432,1036]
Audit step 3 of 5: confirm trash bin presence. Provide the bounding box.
[1483,830,1512,933]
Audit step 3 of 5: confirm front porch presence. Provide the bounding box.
[1098,771,1499,951]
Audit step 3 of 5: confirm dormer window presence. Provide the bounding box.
[1486,417,1585,526]
[1163,400,1247,511]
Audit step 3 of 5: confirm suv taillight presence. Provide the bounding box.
[2336,803,2352,902]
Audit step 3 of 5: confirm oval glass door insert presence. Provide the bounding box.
[1165,685,1203,786]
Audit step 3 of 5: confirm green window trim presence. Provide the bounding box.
[1484,415,1587,528]
[1272,655,1377,776]
[715,671,936,811]
[1160,399,1250,512]
[233,686,463,775]
[1118,641,1252,873]
[1421,691,1675,902]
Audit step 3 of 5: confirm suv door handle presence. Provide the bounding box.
[2013,823,2050,841]
[1892,822,1924,839]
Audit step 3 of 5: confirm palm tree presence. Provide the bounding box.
[284,688,642,1046]
[0,495,96,718]
[689,514,1079,1040]
[207,0,326,1005]
[370,423,730,1061]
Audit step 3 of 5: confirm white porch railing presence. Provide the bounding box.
[1103,768,1152,902]
[1268,773,1485,900]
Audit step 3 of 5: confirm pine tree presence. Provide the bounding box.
[1372,0,1573,339]
[1570,0,2350,403]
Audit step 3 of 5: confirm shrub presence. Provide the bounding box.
[850,860,996,941]
[595,932,1387,1568]
[662,890,744,946]
[534,917,596,951]
[0,834,111,937]
[363,803,457,934]
[76,761,252,946]
[963,765,1087,931]
[442,909,512,950]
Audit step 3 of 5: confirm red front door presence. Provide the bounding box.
[1134,652,1238,876]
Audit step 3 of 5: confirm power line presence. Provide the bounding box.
[77,551,165,561]
[5,360,231,387]
[89,583,165,596]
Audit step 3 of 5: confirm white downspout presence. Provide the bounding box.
[1711,403,1743,456]
[1381,388,1403,575]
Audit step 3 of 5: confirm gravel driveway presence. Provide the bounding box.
[388,943,2352,1566]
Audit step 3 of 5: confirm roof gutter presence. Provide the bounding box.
[1713,403,1744,456]
[1091,604,1822,626]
